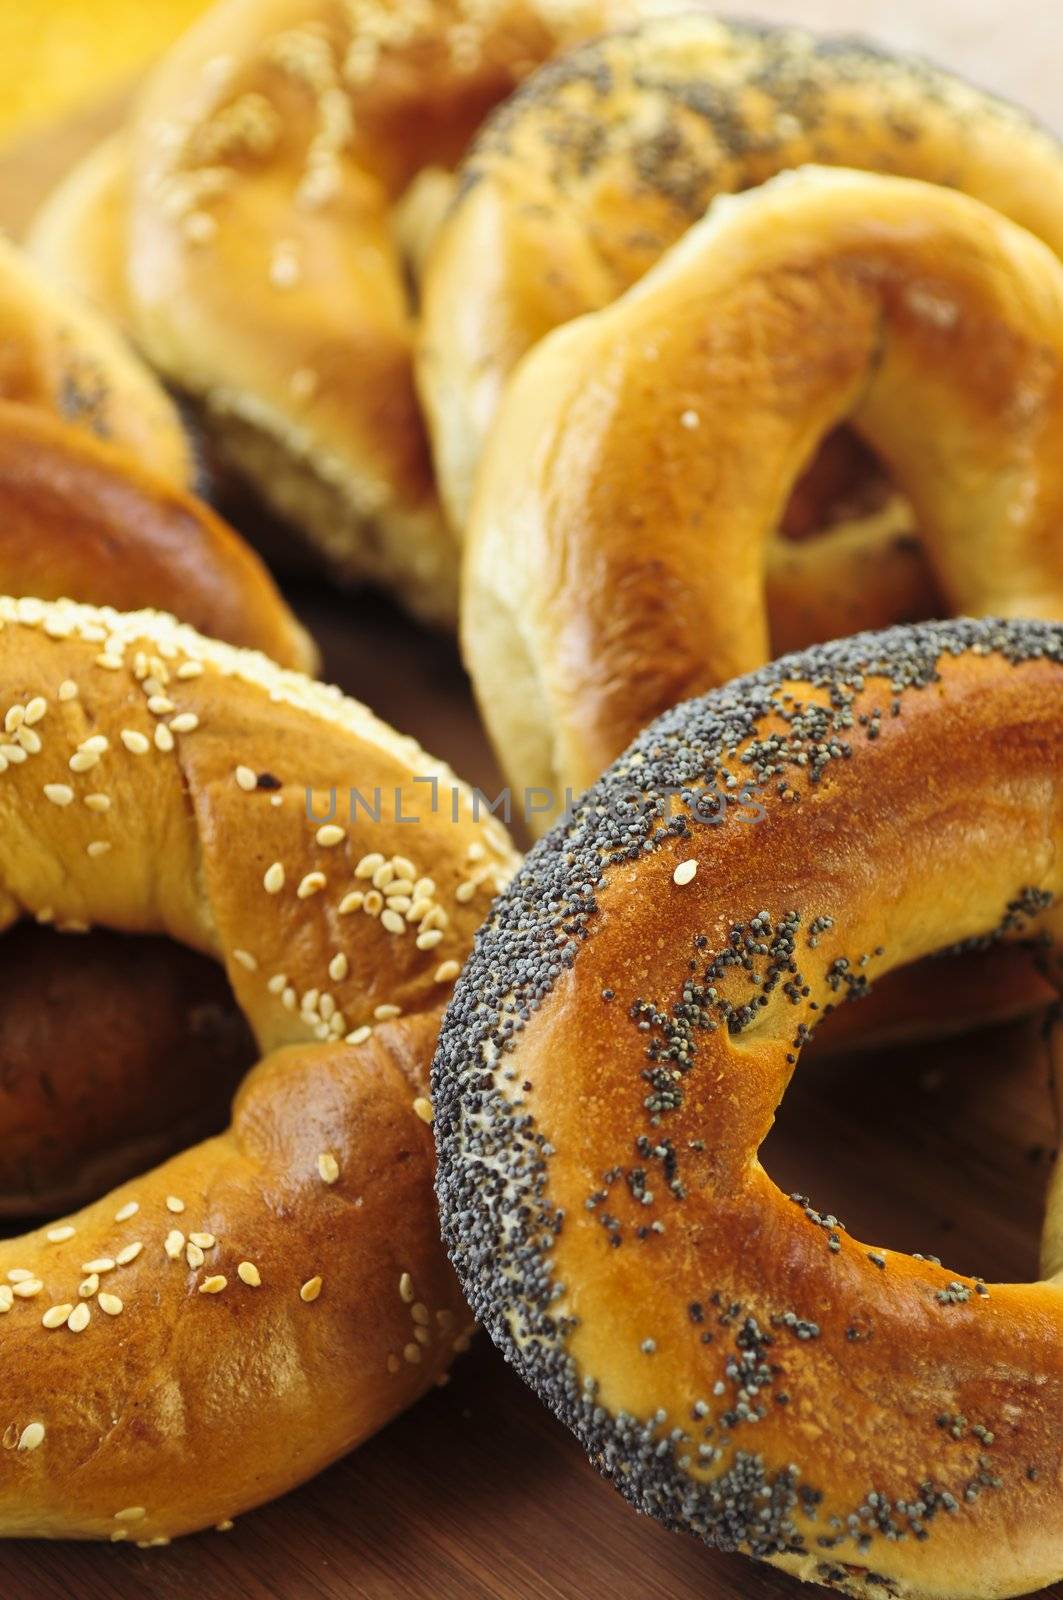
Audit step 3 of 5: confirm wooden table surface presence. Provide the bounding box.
[2,2,1062,1595]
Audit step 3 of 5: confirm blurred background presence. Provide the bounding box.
[0,0,1059,154]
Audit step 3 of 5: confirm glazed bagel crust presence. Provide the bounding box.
[121,0,676,623]
[0,402,316,672]
[420,11,1063,532]
[433,618,1063,1600]
[0,597,517,1541]
[462,167,1063,814]
[0,236,192,490]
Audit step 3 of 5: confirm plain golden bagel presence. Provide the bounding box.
[432,616,1063,1600]
[420,11,1063,534]
[462,167,1063,818]
[0,401,316,671]
[25,135,132,336]
[0,234,192,490]
[0,596,517,1541]
[116,0,680,624]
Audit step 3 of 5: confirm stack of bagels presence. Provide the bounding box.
[0,2,1059,1595]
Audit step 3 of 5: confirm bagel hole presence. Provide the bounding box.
[779,427,898,541]
[760,953,1055,1284]
[0,925,255,1230]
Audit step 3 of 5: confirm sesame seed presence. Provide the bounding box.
[17,1422,45,1451]
[414,1326,431,1346]
[8,1269,33,1282]
[120,730,150,755]
[338,892,363,914]
[96,652,123,670]
[267,973,288,994]
[199,1276,227,1295]
[58,680,78,701]
[263,862,285,894]
[317,1152,340,1184]
[42,1304,73,1329]
[67,1303,90,1332]
[176,662,203,679]
[81,1257,115,1274]
[434,960,461,983]
[411,1303,430,1325]
[399,1274,415,1303]
[84,794,110,813]
[673,858,698,886]
[233,949,258,972]
[362,890,383,916]
[328,952,348,982]
[189,1233,215,1249]
[169,713,199,734]
[300,1276,323,1303]
[115,1242,142,1266]
[412,1097,434,1124]
[403,1342,422,1364]
[46,1225,76,1243]
[355,852,384,878]
[165,1196,185,1214]
[146,696,175,716]
[164,1231,185,1260]
[43,784,74,807]
[154,724,175,753]
[78,1274,99,1297]
[373,1004,401,1021]
[297,871,326,899]
[12,1279,43,1299]
[114,1201,139,1223]
[345,1025,372,1045]
[416,929,443,950]
[69,750,99,773]
[0,1286,11,1313]
[316,824,345,847]
[237,1262,261,1287]
[114,1507,146,1523]
[680,408,701,429]
[98,1293,123,1316]
[16,724,41,752]
[235,766,257,791]
[455,880,476,903]
[186,1243,205,1268]
[216,1519,235,1532]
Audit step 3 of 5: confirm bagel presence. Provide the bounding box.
[106,0,681,625]
[0,925,253,1219]
[432,616,1063,1600]
[0,595,517,1541]
[0,234,192,490]
[461,166,1063,818]
[25,135,132,335]
[0,401,316,671]
[420,12,1063,535]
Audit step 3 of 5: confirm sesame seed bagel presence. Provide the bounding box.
[0,234,192,491]
[112,0,679,626]
[0,595,518,1541]
[420,11,1063,537]
[0,401,316,672]
[433,616,1063,1600]
[461,166,1063,822]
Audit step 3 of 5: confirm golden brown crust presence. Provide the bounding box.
[0,401,317,671]
[0,234,192,489]
[0,925,253,1218]
[433,618,1063,1600]
[116,0,673,624]
[24,135,133,334]
[462,168,1063,815]
[0,596,518,1540]
[420,12,1063,533]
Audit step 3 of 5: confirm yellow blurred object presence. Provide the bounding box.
[0,0,211,147]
